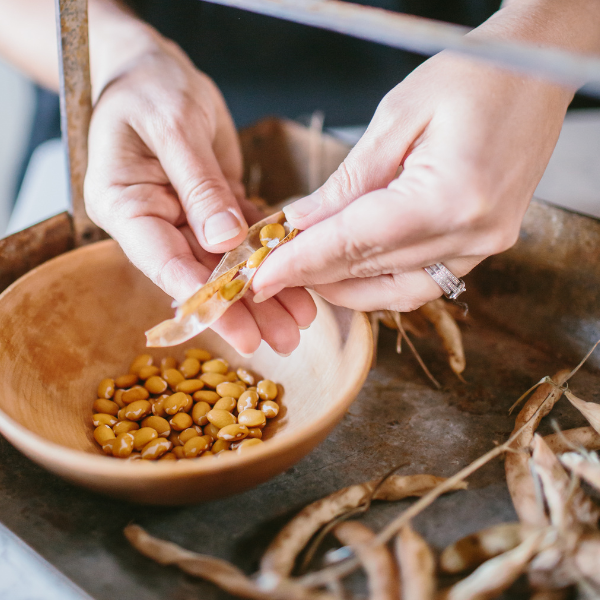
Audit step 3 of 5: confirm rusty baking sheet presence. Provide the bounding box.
[0,119,598,599]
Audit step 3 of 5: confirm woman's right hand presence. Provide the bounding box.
[84,18,316,355]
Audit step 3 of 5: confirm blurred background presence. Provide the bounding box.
[0,0,599,240]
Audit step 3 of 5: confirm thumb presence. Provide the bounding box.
[283,97,425,230]
[155,127,248,253]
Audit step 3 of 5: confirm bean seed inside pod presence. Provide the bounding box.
[247,246,270,269]
[260,223,286,247]
[219,279,245,301]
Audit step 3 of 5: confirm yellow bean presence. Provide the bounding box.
[217,424,249,441]
[192,401,211,426]
[112,432,135,458]
[163,368,185,391]
[122,385,150,404]
[211,439,230,454]
[129,354,153,374]
[203,423,221,439]
[141,438,172,460]
[193,390,221,404]
[216,382,245,399]
[122,400,152,421]
[260,223,286,247]
[113,389,125,408]
[218,279,245,301]
[97,378,115,399]
[199,434,214,447]
[247,427,263,439]
[183,436,210,458]
[93,413,118,428]
[163,392,189,415]
[201,358,229,375]
[213,397,237,412]
[179,357,201,379]
[257,380,278,401]
[259,400,280,419]
[158,452,177,461]
[238,409,266,428]
[237,438,264,453]
[102,439,116,455]
[151,395,168,418]
[236,368,256,386]
[113,420,139,436]
[93,398,119,416]
[115,373,138,388]
[207,409,236,429]
[141,415,171,438]
[182,393,193,413]
[178,427,199,444]
[185,348,212,362]
[94,424,115,447]
[176,379,204,394]
[169,431,181,447]
[145,375,168,395]
[170,412,193,431]
[160,356,178,371]
[138,365,160,380]
[128,452,142,461]
[225,371,239,383]
[200,373,228,389]
[237,390,259,413]
[247,246,270,269]
[133,427,158,450]
[173,446,186,459]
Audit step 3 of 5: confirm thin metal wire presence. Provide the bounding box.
[201,0,600,98]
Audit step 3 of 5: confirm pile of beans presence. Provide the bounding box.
[92,350,281,461]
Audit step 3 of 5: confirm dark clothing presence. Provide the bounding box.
[17,0,502,201]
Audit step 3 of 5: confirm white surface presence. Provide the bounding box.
[0,59,35,235]
[0,523,92,600]
[6,138,68,236]
[535,109,600,219]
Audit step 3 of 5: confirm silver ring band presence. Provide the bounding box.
[424,263,466,300]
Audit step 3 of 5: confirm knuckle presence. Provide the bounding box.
[184,177,232,210]
[325,161,362,203]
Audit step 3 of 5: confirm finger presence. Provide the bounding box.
[272,287,318,330]
[148,119,248,253]
[242,291,301,356]
[253,187,446,299]
[312,257,476,313]
[107,212,262,354]
[283,91,430,229]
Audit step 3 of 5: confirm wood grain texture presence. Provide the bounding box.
[0,240,372,505]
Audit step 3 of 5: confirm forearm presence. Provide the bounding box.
[484,0,600,55]
[0,0,158,98]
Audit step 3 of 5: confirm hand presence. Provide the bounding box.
[85,30,316,355]
[252,48,573,312]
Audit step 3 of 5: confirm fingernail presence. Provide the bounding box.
[283,192,320,220]
[253,284,285,304]
[298,325,311,330]
[274,350,292,358]
[237,351,254,358]
[204,211,243,245]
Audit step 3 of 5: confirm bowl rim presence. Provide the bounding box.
[0,239,373,479]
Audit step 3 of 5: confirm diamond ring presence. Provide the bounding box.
[424,263,466,300]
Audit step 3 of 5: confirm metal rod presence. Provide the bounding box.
[201,0,600,98]
[55,0,103,246]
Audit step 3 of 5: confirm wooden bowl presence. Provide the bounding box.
[0,240,372,505]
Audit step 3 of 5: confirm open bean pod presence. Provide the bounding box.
[146,212,298,347]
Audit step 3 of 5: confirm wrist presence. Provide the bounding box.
[88,0,165,102]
